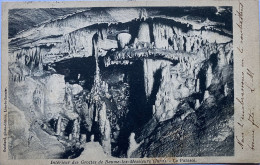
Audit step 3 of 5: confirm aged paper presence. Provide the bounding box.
[1,0,260,164]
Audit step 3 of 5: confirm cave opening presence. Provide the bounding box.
[50,56,96,91]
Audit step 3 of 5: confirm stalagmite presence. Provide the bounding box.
[195,99,200,109]
[186,37,191,52]
[204,90,210,100]
[173,38,178,50]
[127,133,140,158]
[94,104,98,122]
[152,105,156,114]
[80,134,87,143]
[72,118,80,139]
[103,119,111,155]
[98,103,112,155]
[206,65,213,88]
[90,135,95,142]
[192,39,199,52]
[55,117,62,136]
[224,83,228,96]
[195,78,200,92]
[69,134,72,140]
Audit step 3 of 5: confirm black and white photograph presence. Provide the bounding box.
[7,6,234,159]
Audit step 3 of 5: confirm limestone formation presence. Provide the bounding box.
[206,65,213,88]
[195,99,200,109]
[224,83,228,96]
[195,78,200,92]
[117,33,132,49]
[204,90,210,100]
[72,118,80,139]
[138,23,150,43]
[55,117,62,136]
[127,133,141,158]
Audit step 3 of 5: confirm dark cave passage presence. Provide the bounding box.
[147,68,162,108]
[52,56,159,157]
[100,60,155,157]
[49,56,96,91]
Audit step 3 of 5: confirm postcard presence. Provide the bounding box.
[1,0,260,164]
